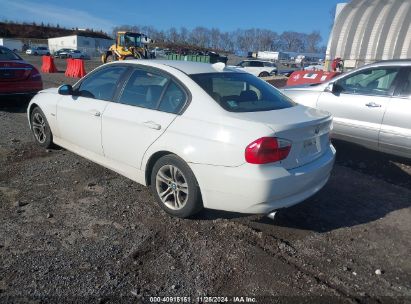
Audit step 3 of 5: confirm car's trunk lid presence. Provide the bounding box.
[0,61,33,82]
[233,105,332,169]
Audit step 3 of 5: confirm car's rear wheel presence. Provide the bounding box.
[259,71,269,77]
[151,155,203,218]
[31,107,53,148]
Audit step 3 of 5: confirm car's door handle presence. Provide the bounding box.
[365,102,381,108]
[89,110,101,117]
[143,121,161,130]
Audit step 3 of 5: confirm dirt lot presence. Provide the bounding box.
[0,56,410,303]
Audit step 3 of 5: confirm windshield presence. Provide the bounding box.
[124,34,144,47]
[0,47,22,60]
[190,72,295,112]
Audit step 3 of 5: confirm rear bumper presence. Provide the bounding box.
[190,144,336,214]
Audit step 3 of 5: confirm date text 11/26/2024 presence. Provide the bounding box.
[149,296,257,303]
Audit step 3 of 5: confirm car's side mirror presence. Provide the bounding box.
[325,83,334,93]
[325,82,342,94]
[58,84,73,95]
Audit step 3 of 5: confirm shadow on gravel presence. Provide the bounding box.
[264,140,411,233]
[0,96,32,113]
[192,139,411,231]
[332,139,411,188]
[191,209,252,220]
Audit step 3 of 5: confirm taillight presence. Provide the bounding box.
[245,137,291,164]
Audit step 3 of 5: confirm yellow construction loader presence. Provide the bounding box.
[101,31,153,63]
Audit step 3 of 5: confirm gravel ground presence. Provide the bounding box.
[0,55,410,304]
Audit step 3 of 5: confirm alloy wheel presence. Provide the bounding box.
[155,165,189,210]
[32,112,47,144]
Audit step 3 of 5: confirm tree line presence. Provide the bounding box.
[0,19,324,54]
[113,25,324,54]
[0,20,111,40]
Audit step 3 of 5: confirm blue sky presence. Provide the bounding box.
[0,0,343,44]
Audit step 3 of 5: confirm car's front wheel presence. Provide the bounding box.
[30,107,53,148]
[106,54,115,62]
[259,71,269,77]
[151,155,203,218]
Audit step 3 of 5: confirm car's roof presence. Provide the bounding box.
[368,59,411,67]
[112,60,241,75]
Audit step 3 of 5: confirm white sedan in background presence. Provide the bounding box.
[27,60,335,218]
[232,60,278,77]
[26,47,50,56]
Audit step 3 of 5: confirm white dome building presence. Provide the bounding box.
[326,0,411,70]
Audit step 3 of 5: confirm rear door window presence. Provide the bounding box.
[239,61,250,67]
[119,68,188,113]
[395,68,411,98]
[264,62,275,67]
[118,69,169,109]
[250,61,264,67]
[158,82,187,113]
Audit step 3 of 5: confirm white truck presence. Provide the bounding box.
[257,51,289,61]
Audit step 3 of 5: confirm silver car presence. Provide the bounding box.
[282,60,411,159]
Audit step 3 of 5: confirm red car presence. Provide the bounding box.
[0,46,43,97]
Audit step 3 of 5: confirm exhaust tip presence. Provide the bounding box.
[267,211,277,220]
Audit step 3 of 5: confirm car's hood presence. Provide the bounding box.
[39,87,59,94]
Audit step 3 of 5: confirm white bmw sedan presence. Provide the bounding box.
[27,60,336,218]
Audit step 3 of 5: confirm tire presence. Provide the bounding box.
[30,107,53,149]
[106,54,115,62]
[150,155,203,218]
[34,52,38,56]
[132,51,142,59]
[259,71,269,77]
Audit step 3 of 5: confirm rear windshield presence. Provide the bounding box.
[0,47,22,60]
[190,72,295,112]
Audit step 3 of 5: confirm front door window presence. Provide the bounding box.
[336,67,399,96]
